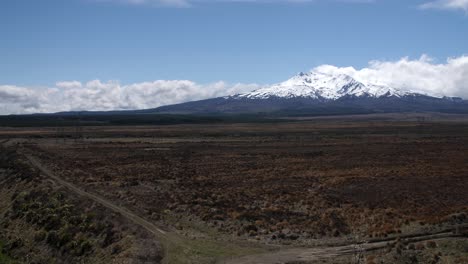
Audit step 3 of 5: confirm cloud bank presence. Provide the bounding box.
[0,81,259,115]
[314,55,468,98]
[420,0,468,12]
[1,55,468,115]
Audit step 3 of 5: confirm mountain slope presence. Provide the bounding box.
[153,71,467,115]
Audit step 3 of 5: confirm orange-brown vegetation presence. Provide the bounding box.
[4,118,467,243]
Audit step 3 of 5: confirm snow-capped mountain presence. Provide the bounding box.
[234,71,413,100]
[153,71,466,115]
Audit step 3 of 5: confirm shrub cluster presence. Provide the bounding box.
[10,189,119,256]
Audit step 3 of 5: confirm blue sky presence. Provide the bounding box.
[1,0,467,86]
[1,0,468,114]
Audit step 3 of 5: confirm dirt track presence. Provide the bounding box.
[23,154,168,237]
[224,232,463,263]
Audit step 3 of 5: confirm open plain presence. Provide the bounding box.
[1,114,467,263]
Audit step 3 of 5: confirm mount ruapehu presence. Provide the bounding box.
[149,71,467,116]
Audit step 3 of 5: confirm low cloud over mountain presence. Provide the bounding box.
[314,55,468,99]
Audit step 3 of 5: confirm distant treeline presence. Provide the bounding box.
[0,113,277,127]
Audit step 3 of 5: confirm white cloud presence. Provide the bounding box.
[313,55,468,98]
[0,85,42,115]
[0,80,259,115]
[56,81,82,89]
[420,0,468,12]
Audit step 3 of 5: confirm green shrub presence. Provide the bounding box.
[44,214,62,231]
[34,230,47,242]
[74,239,93,256]
[46,231,59,248]
[57,229,72,248]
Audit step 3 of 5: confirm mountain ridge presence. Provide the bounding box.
[152,71,466,115]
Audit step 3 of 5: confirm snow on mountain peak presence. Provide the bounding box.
[235,71,410,100]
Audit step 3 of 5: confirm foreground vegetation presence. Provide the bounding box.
[0,240,16,264]
[0,146,162,263]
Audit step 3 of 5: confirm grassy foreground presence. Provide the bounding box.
[0,241,16,264]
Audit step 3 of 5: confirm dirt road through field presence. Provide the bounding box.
[223,231,464,263]
[24,154,168,237]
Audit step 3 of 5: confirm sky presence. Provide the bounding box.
[1,0,468,114]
